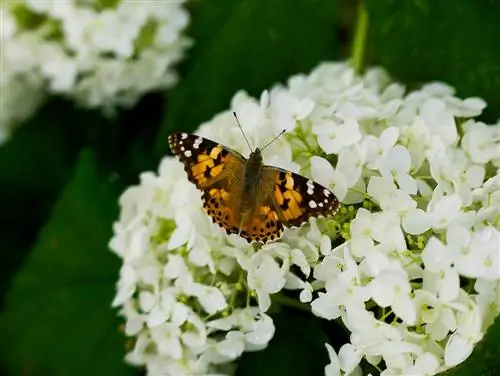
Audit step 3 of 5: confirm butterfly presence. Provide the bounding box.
[168,120,340,244]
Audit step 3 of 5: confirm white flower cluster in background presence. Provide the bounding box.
[110,61,500,375]
[0,0,190,144]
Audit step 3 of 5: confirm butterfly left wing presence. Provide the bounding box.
[263,167,340,228]
[168,133,245,189]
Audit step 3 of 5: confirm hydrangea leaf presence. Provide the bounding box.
[0,99,91,308]
[365,0,500,121]
[235,313,331,376]
[156,0,340,156]
[0,150,136,376]
[440,316,500,376]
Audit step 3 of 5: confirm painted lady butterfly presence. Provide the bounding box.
[169,118,340,243]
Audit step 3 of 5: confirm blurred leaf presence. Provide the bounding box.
[1,150,135,376]
[365,0,500,121]
[0,90,163,310]
[0,98,88,308]
[110,93,164,183]
[440,316,500,376]
[235,313,330,376]
[156,0,340,156]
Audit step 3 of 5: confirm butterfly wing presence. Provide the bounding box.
[201,182,284,243]
[263,166,340,228]
[168,133,245,188]
[169,133,249,236]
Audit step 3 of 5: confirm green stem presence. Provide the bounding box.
[351,1,368,74]
[271,294,311,313]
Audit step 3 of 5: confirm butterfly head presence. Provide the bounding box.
[248,147,263,160]
[247,147,264,172]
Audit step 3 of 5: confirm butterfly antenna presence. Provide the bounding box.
[233,112,253,152]
[261,129,286,151]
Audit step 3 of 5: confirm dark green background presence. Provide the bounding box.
[1,1,499,375]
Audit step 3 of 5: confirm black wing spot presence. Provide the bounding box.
[203,165,211,179]
[280,198,290,210]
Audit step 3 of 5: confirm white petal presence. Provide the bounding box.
[125,314,144,336]
[310,156,335,187]
[388,145,412,173]
[311,293,341,320]
[324,343,341,376]
[338,343,362,373]
[444,333,473,367]
[256,289,271,312]
[465,165,485,188]
[379,127,399,149]
[147,307,169,327]
[139,291,156,312]
[422,236,449,270]
[296,97,315,119]
[392,293,416,325]
[402,208,430,235]
[397,173,418,195]
[198,286,227,315]
[217,331,245,360]
[439,268,460,302]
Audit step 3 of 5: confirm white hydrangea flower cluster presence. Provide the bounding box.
[110,61,500,375]
[0,0,190,143]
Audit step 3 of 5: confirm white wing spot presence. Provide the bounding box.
[193,138,203,149]
[323,189,330,196]
[319,202,324,207]
[179,140,183,145]
[324,198,328,203]
[181,146,185,151]
[181,133,188,140]
[184,150,192,157]
[309,200,317,209]
[306,180,315,195]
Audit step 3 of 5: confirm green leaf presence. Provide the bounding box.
[235,313,330,376]
[365,0,500,121]
[156,0,340,156]
[0,98,88,308]
[440,316,500,376]
[1,150,136,376]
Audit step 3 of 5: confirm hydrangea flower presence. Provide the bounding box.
[0,0,190,143]
[110,61,500,375]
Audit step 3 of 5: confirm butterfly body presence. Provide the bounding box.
[240,149,267,215]
[169,132,340,243]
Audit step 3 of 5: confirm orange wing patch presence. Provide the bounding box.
[243,204,283,243]
[268,167,340,228]
[190,145,226,186]
[202,186,236,228]
[168,133,243,189]
[272,170,305,222]
[203,188,283,243]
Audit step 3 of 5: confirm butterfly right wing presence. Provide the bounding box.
[168,133,245,189]
[263,166,340,228]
